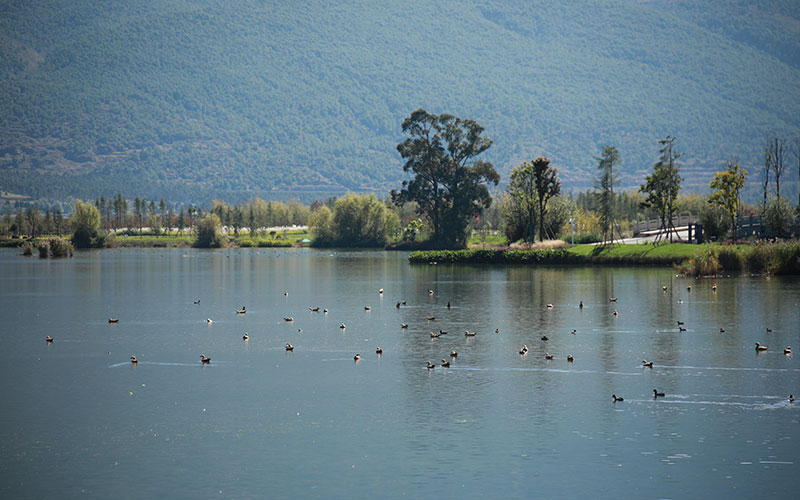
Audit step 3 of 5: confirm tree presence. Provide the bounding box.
[310,193,399,247]
[25,206,40,238]
[765,135,787,200]
[194,213,222,247]
[177,208,186,235]
[594,145,620,244]
[505,161,539,243]
[70,200,102,248]
[764,197,793,237]
[392,109,499,248]
[709,162,747,243]
[639,136,684,243]
[532,157,561,241]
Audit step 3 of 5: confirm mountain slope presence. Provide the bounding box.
[1,0,799,203]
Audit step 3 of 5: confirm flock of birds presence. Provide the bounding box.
[45,282,793,403]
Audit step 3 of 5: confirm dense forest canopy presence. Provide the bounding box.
[1,0,799,204]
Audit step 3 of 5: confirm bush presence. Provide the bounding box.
[48,237,74,257]
[37,241,49,258]
[746,243,774,274]
[700,202,730,241]
[194,214,223,248]
[763,197,794,237]
[717,247,744,271]
[678,247,721,276]
[771,239,800,275]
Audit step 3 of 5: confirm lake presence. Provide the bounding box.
[1,248,798,499]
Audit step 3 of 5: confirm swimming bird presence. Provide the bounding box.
[679,326,687,332]
[428,289,434,295]
[236,306,246,314]
[571,329,577,335]
[339,323,346,329]
[495,328,499,334]
[401,301,407,306]
[426,361,436,369]
[612,394,624,402]
[285,344,294,351]
[567,354,574,362]
[642,360,654,368]
[579,300,584,309]
[193,300,200,304]
[376,347,382,355]
[45,336,53,343]
[438,329,448,335]
[130,356,138,364]
[243,332,249,341]
[519,345,528,355]
[283,291,288,296]
[720,328,725,333]
[396,302,401,308]
[712,284,717,292]
[364,306,371,311]
[790,395,795,402]
[200,355,211,364]
[653,389,665,397]
[613,310,619,316]
[450,351,458,358]
[766,327,773,332]
[541,336,549,341]
[677,321,684,325]
[441,359,450,367]
[545,352,554,360]
[430,332,441,338]
[687,285,692,292]
[447,301,451,309]
[546,303,554,309]
[108,318,119,323]
[784,346,792,355]
[379,288,384,294]
[464,331,476,337]
[207,318,213,324]
[400,323,408,329]
[284,317,294,322]
[609,297,618,302]
[662,286,668,292]
[297,328,302,333]
[755,342,768,351]
[426,316,436,321]
[354,353,361,361]
[309,307,320,312]
[323,309,328,313]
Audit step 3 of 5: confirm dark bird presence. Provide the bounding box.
[339,323,346,329]
[309,307,320,312]
[193,300,200,304]
[364,306,371,311]
[401,301,407,306]
[439,329,448,335]
[766,328,773,332]
[784,346,791,355]
[541,336,549,341]
[396,302,401,309]
[755,342,768,351]
[653,389,665,397]
[284,317,294,322]
[464,331,476,337]
[285,344,294,351]
[545,352,554,360]
[677,321,684,325]
[108,318,119,323]
[130,356,138,364]
[642,360,654,368]
[567,354,574,362]
[720,328,725,333]
[426,361,436,369]
[45,336,53,343]
[609,297,618,302]
[323,309,328,313]
[400,323,409,329]
[236,306,246,314]
[376,347,383,355]
[450,351,458,358]
[679,327,687,332]
[790,395,795,402]
[447,301,451,309]
[200,355,211,364]
[612,394,624,402]
[519,345,528,355]
[243,332,249,341]
[579,300,584,309]
[441,359,450,367]
[354,353,361,361]
[571,329,577,335]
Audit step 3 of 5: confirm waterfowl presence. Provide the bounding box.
[579,300,584,309]
[439,329,448,335]
[464,331,476,337]
[546,303,554,309]
[401,301,407,306]
[108,318,119,323]
[687,285,692,292]
[766,327,773,332]
[364,306,371,311]
[755,342,768,351]
[495,328,499,334]
[712,284,717,292]
[567,354,574,362]
[284,317,294,322]
[609,297,618,302]
[379,288,384,294]
[653,389,665,397]
[354,353,361,361]
[376,347,383,355]
[236,306,246,314]
[612,394,624,402]
[193,300,200,304]
[612,310,619,316]
[677,321,684,325]
[207,318,213,324]
[720,328,725,333]
[790,395,795,402]
[283,291,288,296]
[243,332,249,341]
[400,323,409,329]
[450,351,458,358]
[441,359,450,367]
[571,329,577,335]
[428,289,434,295]
[447,301,451,309]
[339,323,346,329]
[426,361,436,369]
[541,336,549,341]
[323,309,329,313]
[45,336,53,343]
[297,328,303,333]
[430,332,441,338]
[426,316,436,321]
[545,352,554,360]
[130,356,138,364]
[784,346,792,355]
[519,345,528,355]
[200,355,211,364]
[679,327,687,332]
[642,360,654,368]
[396,302,401,308]
[662,286,668,292]
[285,343,294,351]
[309,307,320,312]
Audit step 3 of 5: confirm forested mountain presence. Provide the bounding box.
[1,0,799,204]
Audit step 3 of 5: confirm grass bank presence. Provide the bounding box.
[409,241,800,275]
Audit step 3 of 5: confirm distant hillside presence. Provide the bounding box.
[1,0,799,204]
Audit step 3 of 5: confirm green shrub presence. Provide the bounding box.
[48,237,74,257]
[771,240,800,275]
[678,247,721,276]
[746,243,773,274]
[717,247,744,271]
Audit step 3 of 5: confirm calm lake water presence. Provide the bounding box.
[1,248,798,499]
